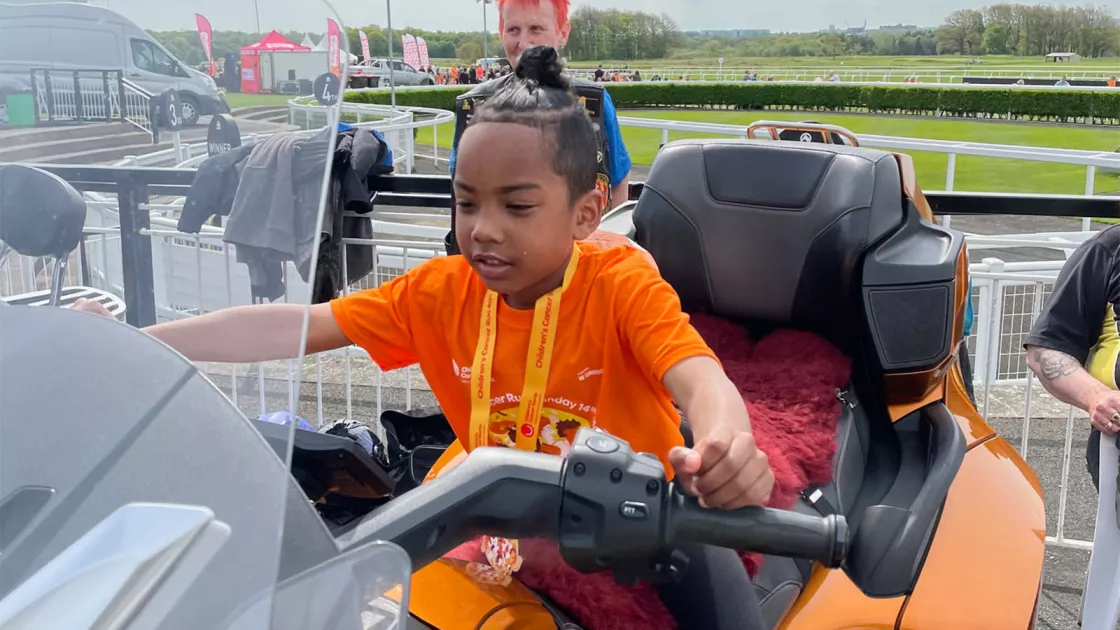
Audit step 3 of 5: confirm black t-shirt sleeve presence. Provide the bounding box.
[1025,240,1114,364]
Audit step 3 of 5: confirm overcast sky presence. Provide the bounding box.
[99,0,1120,35]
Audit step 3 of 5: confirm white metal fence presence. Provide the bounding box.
[118,97,454,173]
[0,206,1105,551]
[567,65,1120,84]
[4,105,1117,555]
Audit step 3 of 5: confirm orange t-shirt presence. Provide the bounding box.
[329,243,714,466]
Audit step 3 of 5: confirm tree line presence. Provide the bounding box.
[935,4,1118,57]
[565,9,680,60]
[676,30,939,59]
[149,2,1117,66]
[677,3,1116,59]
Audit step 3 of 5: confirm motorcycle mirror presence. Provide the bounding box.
[0,165,87,259]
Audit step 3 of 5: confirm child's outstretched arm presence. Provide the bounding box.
[73,299,352,363]
[664,356,774,510]
[611,254,775,511]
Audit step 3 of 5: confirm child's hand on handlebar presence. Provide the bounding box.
[669,424,774,510]
[70,298,114,319]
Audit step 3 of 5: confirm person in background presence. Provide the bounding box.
[443,0,633,256]
[1055,76,1071,87]
[1108,76,1117,88]
[594,64,605,82]
[1025,226,1120,492]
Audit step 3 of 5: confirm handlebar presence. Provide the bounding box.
[668,493,848,569]
[338,428,849,583]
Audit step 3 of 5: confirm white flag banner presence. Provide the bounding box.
[417,37,430,69]
[402,34,421,69]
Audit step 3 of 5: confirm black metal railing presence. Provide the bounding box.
[15,164,194,327]
[28,69,158,144]
[4,165,1120,330]
[366,173,1120,219]
[30,69,126,125]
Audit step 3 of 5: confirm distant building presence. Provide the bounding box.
[684,29,771,38]
[878,24,918,32]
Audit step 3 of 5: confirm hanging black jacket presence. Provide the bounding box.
[179,127,391,303]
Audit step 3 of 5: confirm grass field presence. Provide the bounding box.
[218,86,1120,195]
[223,93,296,109]
[417,110,1120,195]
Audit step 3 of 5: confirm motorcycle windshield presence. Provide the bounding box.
[0,2,408,629]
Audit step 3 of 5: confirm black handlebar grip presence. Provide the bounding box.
[668,492,849,568]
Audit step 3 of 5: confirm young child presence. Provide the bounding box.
[74,46,773,630]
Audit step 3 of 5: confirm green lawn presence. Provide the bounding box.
[417,110,1120,195]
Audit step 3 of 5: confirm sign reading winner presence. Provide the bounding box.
[207,114,241,157]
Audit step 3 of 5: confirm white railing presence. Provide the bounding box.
[114,97,453,172]
[0,211,1106,555]
[619,116,1119,232]
[7,105,1117,558]
[568,65,1120,84]
[23,69,157,144]
[119,79,156,141]
[289,94,456,174]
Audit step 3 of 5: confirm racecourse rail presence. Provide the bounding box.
[2,94,1119,556]
[565,64,1120,84]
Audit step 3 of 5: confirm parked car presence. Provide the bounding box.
[348,58,434,89]
[475,57,511,71]
[0,1,227,126]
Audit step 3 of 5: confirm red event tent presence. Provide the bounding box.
[239,31,310,93]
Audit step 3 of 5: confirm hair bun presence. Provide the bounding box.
[515,46,568,90]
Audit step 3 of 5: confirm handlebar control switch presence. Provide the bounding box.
[559,428,682,584]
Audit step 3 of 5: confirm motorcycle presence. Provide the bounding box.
[374,124,1051,630]
[0,3,1048,623]
[0,159,846,630]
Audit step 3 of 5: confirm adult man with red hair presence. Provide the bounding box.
[443,0,633,256]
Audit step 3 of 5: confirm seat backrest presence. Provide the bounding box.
[0,164,87,259]
[633,139,906,348]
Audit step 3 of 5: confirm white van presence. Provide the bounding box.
[0,2,228,126]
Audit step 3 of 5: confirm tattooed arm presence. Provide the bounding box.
[1025,345,1110,412]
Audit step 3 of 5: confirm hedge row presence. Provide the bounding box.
[346,83,1120,125]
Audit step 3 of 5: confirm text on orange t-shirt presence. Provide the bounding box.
[329,243,714,466]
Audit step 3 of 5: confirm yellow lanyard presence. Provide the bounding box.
[468,244,581,452]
